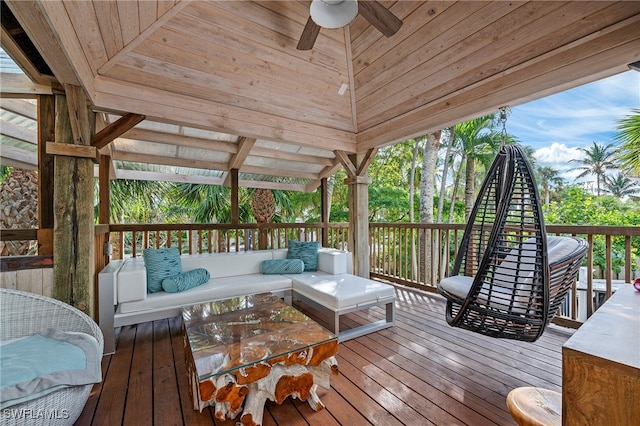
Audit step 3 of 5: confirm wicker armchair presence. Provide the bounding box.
[0,289,103,426]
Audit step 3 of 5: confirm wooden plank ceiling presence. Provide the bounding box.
[2,0,639,191]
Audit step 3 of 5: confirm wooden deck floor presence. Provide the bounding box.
[77,286,574,425]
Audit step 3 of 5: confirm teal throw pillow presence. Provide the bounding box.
[143,247,182,293]
[261,259,304,275]
[287,240,319,272]
[161,268,210,293]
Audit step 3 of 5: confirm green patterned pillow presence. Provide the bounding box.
[287,240,319,272]
[143,247,182,293]
[161,268,210,293]
[261,259,304,275]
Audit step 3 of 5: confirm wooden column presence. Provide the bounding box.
[37,94,55,255]
[334,149,377,278]
[230,168,239,224]
[99,155,111,224]
[52,85,96,317]
[320,178,329,247]
[347,171,371,277]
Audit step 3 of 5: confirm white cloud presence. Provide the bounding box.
[534,143,591,184]
[534,142,582,167]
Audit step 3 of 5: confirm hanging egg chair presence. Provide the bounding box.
[437,144,587,342]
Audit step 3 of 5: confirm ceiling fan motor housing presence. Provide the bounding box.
[310,0,358,29]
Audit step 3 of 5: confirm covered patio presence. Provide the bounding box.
[1,2,639,425]
[2,2,639,302]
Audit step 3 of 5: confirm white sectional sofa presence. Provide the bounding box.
[98,248,395,354]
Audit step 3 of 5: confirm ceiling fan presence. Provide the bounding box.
[297,0,403,50]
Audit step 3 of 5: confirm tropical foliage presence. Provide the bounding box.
[545,186,640,276]
[614,109,640,176]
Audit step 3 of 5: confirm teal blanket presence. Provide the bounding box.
[0,328,101,409]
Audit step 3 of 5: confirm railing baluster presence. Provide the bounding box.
[132,231,138,258]
[625,235,632,284]
[605,235,613,298]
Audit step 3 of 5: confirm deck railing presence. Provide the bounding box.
[107,222,350,257]
[2,223,638,324]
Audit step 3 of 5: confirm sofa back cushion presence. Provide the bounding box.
[317,248,350,274]
[287,240,320,271]
[181,251,275,278]
[143,247,182,293]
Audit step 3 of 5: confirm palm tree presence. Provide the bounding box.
[614,110,640,177]
[570,142,617,196]
[172,183,234,223]
[536,166,563,210]
[436,127,453,223]
[109,179,170,223]
[453,114,503,220]
[602,172,640,198]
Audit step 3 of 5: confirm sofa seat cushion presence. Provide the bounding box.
[289,273,395,310]
[118,274,292,314]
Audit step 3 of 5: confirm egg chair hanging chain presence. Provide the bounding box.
[499,106,508,148]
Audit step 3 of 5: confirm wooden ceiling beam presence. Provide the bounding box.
[228,137,256,170]
[250,147,335,167]
[92,112,145,149]
[46,141,98,162]
[240,165,316,180]
[356,148,378,176]
[238,179,308,192]
[122,128,237,153]
[0,26,54,86]
[110,150,228,172]
[114,169,224,186]
[333,150,357,178]
[224,137,256,186]
[0,73,52,97]
[0,98,37,119]
[0,119,37,144]
[6,0,81,86]
[0,145,37,168]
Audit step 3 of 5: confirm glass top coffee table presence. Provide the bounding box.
[182,292,338,425]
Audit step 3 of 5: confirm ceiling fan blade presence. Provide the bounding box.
[297,17,321,50]
[358,0,402,37]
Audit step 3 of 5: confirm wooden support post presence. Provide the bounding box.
[335,149,377,278]
[347,168,371,277]
[52,85,96,317]
[231,168,239,224]
[37,94,55,254]
[321,178,329,247]
[99,155,111,224]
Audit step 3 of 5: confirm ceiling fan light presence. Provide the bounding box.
[310,0,358,29]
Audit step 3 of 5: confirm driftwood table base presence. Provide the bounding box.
[182,293,339,426]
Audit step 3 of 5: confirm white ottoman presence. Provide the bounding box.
[289,273,395,342]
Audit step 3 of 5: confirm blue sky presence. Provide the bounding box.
[507,70,639,183]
